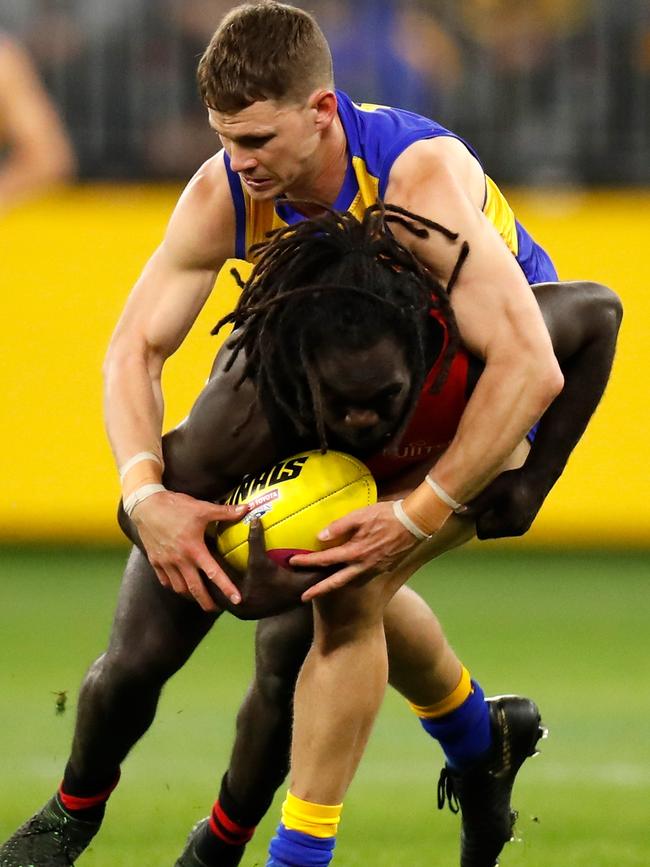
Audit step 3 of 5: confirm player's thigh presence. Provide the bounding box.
[107,546,219,676]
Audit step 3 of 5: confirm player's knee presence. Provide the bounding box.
[90,650,148,696]
[252,609,313,704]
[248,668,297,711]
[314,580,387,631]
[99,630,184,692]
[78,651,152,707]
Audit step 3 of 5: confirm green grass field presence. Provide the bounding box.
[1,545,649,866]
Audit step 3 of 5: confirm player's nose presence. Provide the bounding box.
[229,146,257,173]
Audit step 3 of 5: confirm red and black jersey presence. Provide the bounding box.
[366,312,471,483]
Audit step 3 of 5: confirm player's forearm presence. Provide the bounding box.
[432,352,564,503]
[103,345,165,473]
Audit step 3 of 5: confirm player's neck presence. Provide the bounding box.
[284,115,348,214]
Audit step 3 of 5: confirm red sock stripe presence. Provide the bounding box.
[208,801,255,845]
[58,772,120,813]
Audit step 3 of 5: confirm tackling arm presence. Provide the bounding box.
[387,137,565,507]
[103,156,250,607]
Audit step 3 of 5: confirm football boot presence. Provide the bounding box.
[437,695,547,867]
[174,818,245,867]
[0,793,102,866]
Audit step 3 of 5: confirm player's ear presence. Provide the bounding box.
[309,89,337,131]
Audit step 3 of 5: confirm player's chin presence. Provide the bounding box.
[333,428,391,453]
[242,178,281,200]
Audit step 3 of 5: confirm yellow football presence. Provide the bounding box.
[215,450,377,573]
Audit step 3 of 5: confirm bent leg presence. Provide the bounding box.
[288,510,475,807]
[383,438,529,707]
[180,607,315,867]
[227,606,314,818]
[385,585,461,706]
[383,514,475,706]
[268,443,533,865]
[0,547,219,867]
[67,546,218,792]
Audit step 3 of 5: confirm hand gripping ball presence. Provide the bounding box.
[215,450,377,573]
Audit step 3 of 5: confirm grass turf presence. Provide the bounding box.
[1,545,649,866]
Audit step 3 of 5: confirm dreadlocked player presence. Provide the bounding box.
[164,206,619,867]
[0,202,621,867]
[214,203,461,453]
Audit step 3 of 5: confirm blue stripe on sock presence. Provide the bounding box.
[419,680,492,769]
[267,825,336,866]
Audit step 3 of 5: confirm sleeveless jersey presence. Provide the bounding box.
[365,310,471,483]
[224,90,558,285]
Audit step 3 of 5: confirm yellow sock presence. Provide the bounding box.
[281,790,342,839]
[408,665,472,719]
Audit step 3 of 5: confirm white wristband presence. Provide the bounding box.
[123,483,167,517]
[119,451,163,483]
[424,475,467,514]
[392,499,431,541]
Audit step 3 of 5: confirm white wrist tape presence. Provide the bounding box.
[123,483,167,517]
[392,499,431,541]
[119,451,163,483]
[424,475,467,514]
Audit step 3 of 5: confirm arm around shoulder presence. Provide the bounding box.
[386,137,564,503]
[103,154,249,611]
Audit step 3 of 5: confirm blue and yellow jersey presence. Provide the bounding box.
[225,90,557,284]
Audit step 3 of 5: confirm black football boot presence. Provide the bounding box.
[0,794,103,866]
[437,695,547,867]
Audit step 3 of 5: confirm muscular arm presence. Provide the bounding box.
[0,36,76,210]
[468,281,623,537]
[103,155,235,470]
[294,279,621,598]
[386,137,564,503]
[103,154,253,608]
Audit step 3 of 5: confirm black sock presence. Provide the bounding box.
[195,774,257,866]
[58,763,120,822]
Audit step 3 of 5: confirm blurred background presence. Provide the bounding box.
[1,2,649,866]
[3,0,650,184]
[1,0,648,545]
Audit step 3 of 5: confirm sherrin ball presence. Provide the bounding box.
[215,450,377,573]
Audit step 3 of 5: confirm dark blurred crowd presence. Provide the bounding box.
[1,0,649,184]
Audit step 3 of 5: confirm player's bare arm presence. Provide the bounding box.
[103,152,248,606]
[294,136,565,585]
[388,136,564,499]
[0,35,76,210]
[295,279,617,598]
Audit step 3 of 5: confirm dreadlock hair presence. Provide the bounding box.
[213,202,468,451]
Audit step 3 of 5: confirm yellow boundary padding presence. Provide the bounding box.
[1,186,648,545]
